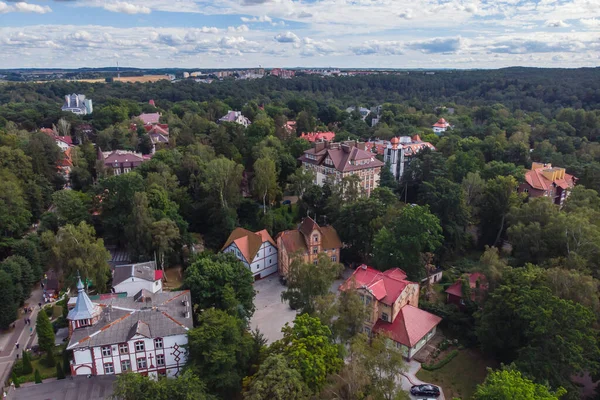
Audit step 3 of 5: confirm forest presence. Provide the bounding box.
[1,68,600,399]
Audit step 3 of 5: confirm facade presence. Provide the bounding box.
[99,149,148,175]
[221,228,278,279]
[445,272,488,309]
[367,135,435,182]
[271,68,296,79]
[345,106,371,120]
[432,118,451,134]
[340,265,442,360]
[218,111,251,127]
[62,94,93,115]
[276,217,342,278]
[517,162,576,206]
[300,131,336,142]
[299,140,384,196]
[67,278,192,378]
[112,261,164,297]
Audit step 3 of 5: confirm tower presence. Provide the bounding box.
[67,275,101,336]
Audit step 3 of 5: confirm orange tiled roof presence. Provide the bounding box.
[221,227,276,263]
[373,305,442,347]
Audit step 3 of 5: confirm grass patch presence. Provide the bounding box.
[163,266,184,291]
[17,355,57,383]
[416,348,497,400]
[51,305,63,320]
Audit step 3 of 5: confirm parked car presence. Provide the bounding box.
[410,384,440,398]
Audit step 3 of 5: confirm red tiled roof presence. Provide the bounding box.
[432,118,450,128]
[340,265,411,306]
[137,113,161,125]
[524,167,575,192]
[58,147,73,168]
[221,227,276,263]
[154,270,163,281]
[373,305,442,347]
[56,136,73,146]
[300,131,336,142]
[445,272,488,298]
[40,128,56,136]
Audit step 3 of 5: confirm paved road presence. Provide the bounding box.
[400,360,446,400]
[0,286,43,389]
[8,376,116,400]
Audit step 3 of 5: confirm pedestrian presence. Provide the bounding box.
[29,327,33,335]
[15,354,18,359]
[38,302,42,308]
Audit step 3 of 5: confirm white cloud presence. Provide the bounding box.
[0,1,51,14]
[351,40,404,56]
[274,31,300,43]
[241,15,272,23]
[406,37,464,54]
[580,18,600,27]
[398,10,412,20]
[228,25,249,33]
[545,20,569,28]
[104,2,151,14]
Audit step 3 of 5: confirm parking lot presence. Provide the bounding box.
[250,274,297,343]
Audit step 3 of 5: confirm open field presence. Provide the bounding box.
[73,75,170,83]
[416,348,498,400]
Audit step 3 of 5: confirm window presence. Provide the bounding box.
[331,255,337,262]
[137,358,147,369]
[154,338,163,349]
[135,341,145,352]
[104,362,114,374]
[364,327,372,336]
[101,346,112,357]
[124,168,131,173]
[382,312,389,322]
[312,247,318,254]
[121,360,131,372]
[313,235,319,243]
[459,299,465,306]
[119,343,129,354]
[313,260,318,265]
[365,296,372,306]
[155,281,159,286]
[269,259,272,264]
[156,354,165,367]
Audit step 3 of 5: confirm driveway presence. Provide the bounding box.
[250,274,297,343]
[400,360,446,400]
[8,376,116,400]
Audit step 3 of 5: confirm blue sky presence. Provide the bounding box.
[0,0,598,68]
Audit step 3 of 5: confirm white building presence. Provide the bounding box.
[62,94,93,115]
[379,136,436,182]
[218,110,251,127]
[67,278,192,379]
[112,261,163,297]
[345,106,371,121]
[432,118,451,134]
[221,228,278,279]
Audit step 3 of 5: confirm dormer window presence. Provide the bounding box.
[313,235,318,243]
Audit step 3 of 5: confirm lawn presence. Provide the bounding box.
[416,348,497,400]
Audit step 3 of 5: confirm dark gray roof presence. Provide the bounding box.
[113,261,157,286]
[67,290,193,350]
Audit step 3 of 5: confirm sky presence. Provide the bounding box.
[0,0,599,69]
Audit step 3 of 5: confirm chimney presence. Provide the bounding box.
[315,141,326,152]
[357,142,366,151]
[341,144,351,153]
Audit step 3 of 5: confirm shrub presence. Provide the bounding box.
[422,350,459,371]
[34,369,42,384]
[11,371,20,388]
[45,351,56,367]
[56,363,65,380]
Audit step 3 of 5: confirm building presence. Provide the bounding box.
[112,261,163,297]
[367,135,435,182]
[62,94,93,115]
[218,111,251,127]
[298,140,384,196]
[445,272,488,309]
[41,128,74,151]
[432,118,451,134]
[137,113,161,125]
[271,68,295,79]
[283,120,297,138]
[58,147,73,185]
[67,277,192,378]
[276,217,341,278]
[99,149,148,176]
[299,131,336,142]
[346,106,371,120]
[517,162,576,206]
[340,265,442,359]
[221,228,278,279]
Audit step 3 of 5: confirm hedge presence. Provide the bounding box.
[421,350,459,371]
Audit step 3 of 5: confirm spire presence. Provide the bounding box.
[67,273,100,322]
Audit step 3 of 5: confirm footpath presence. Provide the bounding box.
[0,286,43,391]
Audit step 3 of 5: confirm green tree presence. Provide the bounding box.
[474,367,566,400]
[0,270,17,329]
[22,351,33,375]
[56,362,65,380]
[271,314,343,393]
[287,168,315,198]
[281,253,343,314]
[188,309,254,398]
[478,175,523,247]
[253,158,279,214]
[184,252,255,319]
[11,371,20,388]
[243,354,310,400]
[125,192,153,262]
[51,190,91,227]
[373,205,443,279]
[0,170,32,250]
[315,287,369,344]
[202,157,244,210]
[112,370,213,400]
[42,222,111,292]
[150,218,180,273]
[477,266,599,395]
[334,197,387,263]
[36,309,55,354]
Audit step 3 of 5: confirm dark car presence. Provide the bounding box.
[410,384,440,397]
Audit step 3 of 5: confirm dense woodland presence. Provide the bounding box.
[1,68,600,399]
